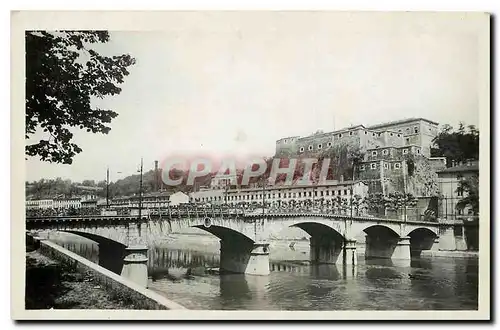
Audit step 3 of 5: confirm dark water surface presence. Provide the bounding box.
[55,238,478,311]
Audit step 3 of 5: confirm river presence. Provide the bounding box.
[49,233,478,311]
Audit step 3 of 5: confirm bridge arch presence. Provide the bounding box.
[62,230,127,248]
[362,225,401,260]
[191,225,255,245]
[404,227,438,238]
[57,230,127,274]
[290,221,344,241]
[405,227,438,257]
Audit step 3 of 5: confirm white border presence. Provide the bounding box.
[9,8,493,322]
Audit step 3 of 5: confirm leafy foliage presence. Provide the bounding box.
[403,154,440,197]
[364,191,417,216]
[431,123,479,167]
[456,175,479,215]
[25,31,136,164]
[383,192,417,211]
[26,178,97,199]
[364,193,384,213]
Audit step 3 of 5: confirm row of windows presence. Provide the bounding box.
[370,148,420,157]
[366,131,403,138]
[282,125,428,146]
[194,189,353,202]
[397,126,419,134]
[360,162,402,170]
[299,142,333,152]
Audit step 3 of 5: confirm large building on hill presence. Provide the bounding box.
[275,118,439,158]
[274,118,447,197]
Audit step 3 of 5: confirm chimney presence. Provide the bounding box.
[154,160,159,192]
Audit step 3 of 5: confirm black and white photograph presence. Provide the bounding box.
[11,10,490,320]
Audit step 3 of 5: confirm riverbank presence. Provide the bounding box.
[25,250,137,309]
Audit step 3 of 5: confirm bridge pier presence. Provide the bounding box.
[431,237,440,252]
[120,222,149,287]
[309,237,357,265]
[309,236,343,264]
[391,236,411,267]
[121,245,149,287]
[220,241,270,276]
[342,239,358,266]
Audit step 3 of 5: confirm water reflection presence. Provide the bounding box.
[53,238,478,311]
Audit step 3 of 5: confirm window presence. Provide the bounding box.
[397,134,401,137]
[314,191,318,197]
[344,190,348,195]
[360,165,365,170]
[299,147,304,152]
[308,145,313,151]
[398,129,402,133]
[384,163,389,169]
[326,190,329,196]
[406,138,410,143]
[372,150,377,156]
[339,133,343,138]
[298,192,302,197]
[278,193,281,198]
[370,163,377,169]
[308,191,312,197]
[458,190,463,197]
[320,191,324,196]
[372,133,376,136]
[414,126,419,134]
[327,142,332,147]
[417,149,421,154]
[390,133,393,136]
[403,149,409,154]
[365,131,368,135]
[382,149,389,155]
[318,144,322,150]
[349,131,353,136]
[284,139,288,144]
[394,163,401,169]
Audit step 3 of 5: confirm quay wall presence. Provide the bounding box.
[37,239,186,310]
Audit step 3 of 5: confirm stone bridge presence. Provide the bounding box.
[26,210,466,286]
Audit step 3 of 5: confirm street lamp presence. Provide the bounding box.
[105,168,122,209]
[137,158,144,221]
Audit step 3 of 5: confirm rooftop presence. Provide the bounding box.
[279,118,438,143]
[366,118,439,130]
[437,160,479,174]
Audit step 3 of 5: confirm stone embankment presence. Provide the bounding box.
[25,250,137,309]
[25,235,186,310]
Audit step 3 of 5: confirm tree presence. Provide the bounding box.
[349,194,366,216]
[25,31,136,164]
[431,123,479,167]
[456,175,479,215]
[364,193,385,215]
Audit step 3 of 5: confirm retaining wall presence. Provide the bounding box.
[37,239,186,310]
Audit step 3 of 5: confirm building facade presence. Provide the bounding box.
[275,118,439,158]
[437,160,479,219]
[190,180,369,206]
[275,118,442,197]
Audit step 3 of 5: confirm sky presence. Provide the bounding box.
[25,12,483,183]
